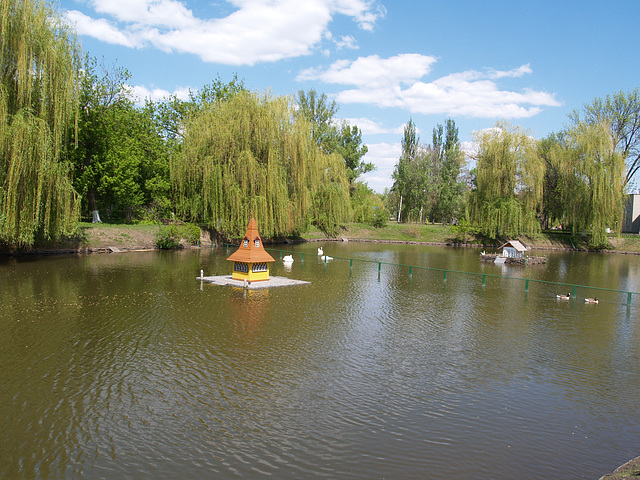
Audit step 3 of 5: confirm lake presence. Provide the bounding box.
[1,242,639,479]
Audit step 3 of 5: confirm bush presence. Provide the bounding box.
[450,218,480,244]
[370,206,388,228]
[314,214,341,237]
[180,223,201,245]
[155,226,183,250]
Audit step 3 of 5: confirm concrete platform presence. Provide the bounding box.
[197,275,310,289]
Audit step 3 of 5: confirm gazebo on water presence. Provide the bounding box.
[226,218,275,283]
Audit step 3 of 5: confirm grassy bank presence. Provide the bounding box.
[5,221,640,255]
[304,222,640,254]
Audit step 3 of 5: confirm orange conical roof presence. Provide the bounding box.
[226,218,275,263]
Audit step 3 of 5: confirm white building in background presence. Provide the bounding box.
[622,194,640,234]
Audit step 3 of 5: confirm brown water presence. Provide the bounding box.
[1,243,639,479]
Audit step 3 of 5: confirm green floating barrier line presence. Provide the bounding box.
[257,246,637,306]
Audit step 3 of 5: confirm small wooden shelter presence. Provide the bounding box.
[227,218,275,283]
[500,240,528,258]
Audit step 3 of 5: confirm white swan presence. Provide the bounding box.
[317,247,332,261]
[283,255,294,263]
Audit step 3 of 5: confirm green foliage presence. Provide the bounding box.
[538,132,567,229]
[449,218,480,244]
[153,74,246,144]
[571,87,640,187]
[558,121,625,247]
[430,119,465,224]
[313,213,340,237]
[392,119,439,223]
[70,61,171,222]
[371,206,388,228]
[296,90,371,184]
[468,122,543,239]
[153,222,200,249]
[173,91,350,239]
[312,181,350,237]
[350,182,386,227]
[391,118,465,224]
[536,121,625,248]
[180,223,201,245]
[401,118,420,160]
[337,122,372,183]
[155,226,182,250]
[0,0,81,246]
[295,89,338,153]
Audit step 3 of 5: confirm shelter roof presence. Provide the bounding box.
[499,240,528,252]
[226,218,275,263]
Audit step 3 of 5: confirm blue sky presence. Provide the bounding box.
[59,0,640,193]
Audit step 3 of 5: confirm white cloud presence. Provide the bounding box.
[298,53,436,88]
[128,84,191,104]
[335,35,359,50]
[340,117,388,135]
[486,64,532,79]
[66,10,138,47]
[89,0,197,28]
[64,0,384,65]
[331,0,386,31]
[300,55,561,119]
[359,142,401,193]
[340,118,413,136]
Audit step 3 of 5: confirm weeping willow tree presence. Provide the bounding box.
[550,121,625,247]
[172,91,350,238]
[468,122,544,239]
[0,0,80,247]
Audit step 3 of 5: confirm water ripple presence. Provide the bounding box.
[1,249,639,479]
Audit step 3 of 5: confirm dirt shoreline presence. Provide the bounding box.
[6,237,640,257]
[2,223,639,256]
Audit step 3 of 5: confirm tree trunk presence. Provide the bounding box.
[88,188,101,223]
